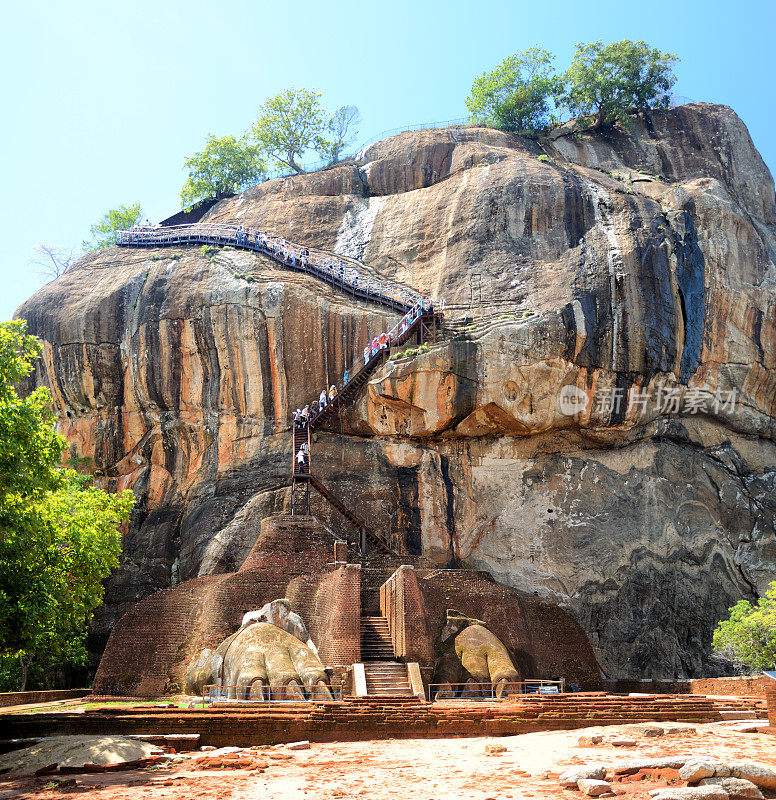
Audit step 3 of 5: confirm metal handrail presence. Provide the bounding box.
[115,223,424,313]
[305,305,440,430]
[429,679,565,701]
[262,116,473,180]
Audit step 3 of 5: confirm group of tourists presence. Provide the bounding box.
[126,219,158,240]
[295,441,309,473]
[118,222,424,310]
[293,383,339,430]
[223,224,419,308]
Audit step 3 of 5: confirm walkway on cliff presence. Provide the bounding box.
[292,298,441,556]
[115,223,420,313]
[116,222,443,557]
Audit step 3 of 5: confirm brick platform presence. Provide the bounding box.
[3,694,766,748]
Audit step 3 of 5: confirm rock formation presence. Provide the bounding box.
[17,103,776,680]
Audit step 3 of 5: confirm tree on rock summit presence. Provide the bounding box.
[562,40,678,128]
[180,134,266,211]
[251,88,360,174]
[82,203,143,250]
[466,47,563,135]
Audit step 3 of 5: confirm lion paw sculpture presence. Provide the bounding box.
[185,599,332,700]
[432,609,521,699]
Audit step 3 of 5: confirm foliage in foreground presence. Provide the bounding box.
[712,581,776,672]
[0,320,134,690]
[180,134,266,211]
[82,203,143,250]
[467,39,678,135]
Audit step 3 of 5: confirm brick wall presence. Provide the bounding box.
[380,566,434,666]
[94,515,344,696]
[93,513,602,697]
[313,565,361,666]
[690,676,770,697]
[0,689,90,708]
[414,569,601,689]
[765,679,776,727]
[4,693,762,747]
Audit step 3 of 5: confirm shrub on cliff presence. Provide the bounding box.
[712,582,776,672]
[180,134,266,211]
[0,321,134,690]
[466,47,562,135]
[562,40,678,128]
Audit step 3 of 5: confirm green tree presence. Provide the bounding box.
[563,40,678,129]
[466,47,562,135]
[712,582,776,672]
[0,320,134,690]
[180,134,266,210]
[83,203,143,250]
[317,105,360,165]
[250,87,328,174]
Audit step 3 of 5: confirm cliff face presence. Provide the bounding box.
[18,103,776,679]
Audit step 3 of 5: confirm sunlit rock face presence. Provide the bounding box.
[17,103,776,679]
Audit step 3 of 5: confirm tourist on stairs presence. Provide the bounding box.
[328,385,337,402]
[343,368,349,385]
[319,389,327,409]
[364,345,370,365]
[296,447,307,473]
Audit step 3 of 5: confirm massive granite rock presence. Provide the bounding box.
[17,103,776,680]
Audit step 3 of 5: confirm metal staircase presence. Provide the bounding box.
[309,476,394,555]
[116,222,444,557]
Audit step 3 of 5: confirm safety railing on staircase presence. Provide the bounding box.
[115,223,420,313]
[116,223,445,558]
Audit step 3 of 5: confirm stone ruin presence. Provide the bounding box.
[93,514,600,698]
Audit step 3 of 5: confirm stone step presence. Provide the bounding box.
[363,661,411,697]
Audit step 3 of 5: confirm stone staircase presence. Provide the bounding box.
[359,616,414,697]
[360,616,394,661]
[363,663,414,698]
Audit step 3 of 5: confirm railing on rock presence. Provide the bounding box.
[429,679,565,702]
[115,223,420,314]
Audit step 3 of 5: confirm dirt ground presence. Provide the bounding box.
[1,722,774,800]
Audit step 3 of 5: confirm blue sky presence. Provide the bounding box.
[2,0,774,321]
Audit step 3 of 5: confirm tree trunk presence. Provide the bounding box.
[19,653,31,692]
